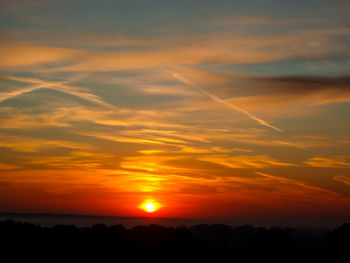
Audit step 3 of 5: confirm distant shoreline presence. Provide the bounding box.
[0,212,345,229]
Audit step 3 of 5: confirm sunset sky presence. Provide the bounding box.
[1,0,350,225]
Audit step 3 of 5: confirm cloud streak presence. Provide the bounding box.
[1,75,113,109]
[198,155,293,169]
[305,156,350,168]
[334,175,350,187]
[167,70,283,132]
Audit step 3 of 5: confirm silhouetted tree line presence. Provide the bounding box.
[0,220,349,262]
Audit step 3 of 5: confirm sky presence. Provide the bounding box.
[0,0,350,225]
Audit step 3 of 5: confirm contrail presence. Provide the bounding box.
[168,71,282,132]
[1,75,113,109]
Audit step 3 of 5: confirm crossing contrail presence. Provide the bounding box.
[1,75,113,109]
[168,70,282,132]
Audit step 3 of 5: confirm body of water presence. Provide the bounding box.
[0,213,343,228]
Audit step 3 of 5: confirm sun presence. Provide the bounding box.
[145,203,155,212]
[139,200,161,213]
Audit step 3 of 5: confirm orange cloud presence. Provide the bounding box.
[305,157,350,167]
[198,155,293,169]
[1,28,342,71]
[26,151,114,169]
[0,163,20,170]
[334,175,350,187]
[0,44,84,67]
[0,134,91,152]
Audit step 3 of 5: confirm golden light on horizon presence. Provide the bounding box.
[139,199,161,213]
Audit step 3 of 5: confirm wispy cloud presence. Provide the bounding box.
[198,155,293,169]
[255,172,339,197]
[167,70,282,132]
[26,151,114,169]
[0,134,91,152]
[1,75,114,108]
[0,44,82,67]
[0,163,20,170]
[334,175,350,187]
[1,28,340,70]
[305,156,350,167]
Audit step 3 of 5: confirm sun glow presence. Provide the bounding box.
[140,200,161,213]
[145,203,155,212]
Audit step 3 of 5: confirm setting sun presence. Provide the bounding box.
[140,200,161,213]
[145,203,155,212]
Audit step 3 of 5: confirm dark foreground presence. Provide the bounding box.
[1,221,349,262]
